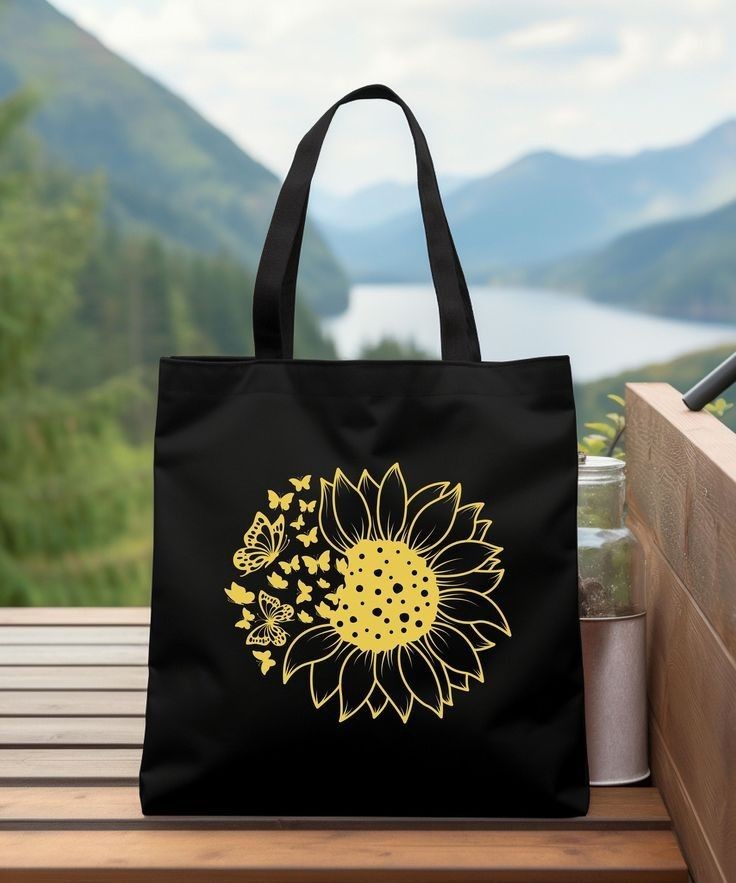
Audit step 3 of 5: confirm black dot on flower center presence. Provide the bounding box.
[415,620,423,628]
[399,612,410,623]
[374,569,382,577]
[336,620,343,627]
[414,606,420,612]
[393,583,403,594]
[422,576,429,582]
[352,631,358,638]
[375,633,382,639]
[384,617,390,624]
[421,589,429,597]
[359,553,365,559]
[356,585,364,592]
[372,607,382,617]
[349,616,357,623]
[401,627,407,633]
[376,547,383,553]
[411,570,418,576]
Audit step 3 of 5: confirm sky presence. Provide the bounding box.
[52,0,736,194]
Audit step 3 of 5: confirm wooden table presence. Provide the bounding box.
[0,607,688,882]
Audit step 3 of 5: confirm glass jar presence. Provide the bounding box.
[578,455,644,618]
[578,453,649,785]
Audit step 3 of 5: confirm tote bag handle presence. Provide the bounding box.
[252,84,481,362]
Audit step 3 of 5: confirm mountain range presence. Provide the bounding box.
[0,0,348,315]
[318,120,736,285]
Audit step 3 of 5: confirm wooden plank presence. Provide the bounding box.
[626,382,736,657]
[635,526,736,883]
[0,692,146,716]
[0,749,141,780]
[0,829,689,882]
[0,718,144,746]
[0,627,149,645]
[0,786,672,829]
[0,646,147,665]
[0,608,150,625]
[651,715,728,883]
[0,668,148,690]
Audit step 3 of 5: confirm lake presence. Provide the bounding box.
[323,284,736,382]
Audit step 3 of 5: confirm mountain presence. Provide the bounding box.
[311,175,468,230]
[0,0,348,315]
[530,199,736,323]
[322,120,736,283]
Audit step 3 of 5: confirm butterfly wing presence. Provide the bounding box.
[318,550,330,571]
[317,578,330,589]
[267,624,289,647]
[233,512,278,574]
[272,602,294,623]
[246,623,272,646]
[267,572,288,590]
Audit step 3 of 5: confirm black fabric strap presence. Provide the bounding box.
[253,84,481,361]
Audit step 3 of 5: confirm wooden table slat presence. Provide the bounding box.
[0,627,149,645]
[0,646,148,665]
[0,718,144,745]
[0,608,150,625]
[0,829,689,882]
[0,667,148,690]
[0,692,146,716]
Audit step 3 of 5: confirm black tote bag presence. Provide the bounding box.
[140,84,589,818]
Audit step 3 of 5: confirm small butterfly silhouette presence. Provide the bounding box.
[224,581,255,606]
[296,580,313,604]
[314,601,333,619]
[303,549,330,573]
[289,475,311,492]
[297,610,314,624]
[252,649,276,675]
[299,499,316,513]
[334,557,348,575]
[278,555,301,574]
[289,514,305,530]
[296,527,319,548]
[316,577,330,589]
[233,513,287,575]
[235,608,255,630]
[246,591,294,647]
[268,490,294,511]
[267,571,289,590]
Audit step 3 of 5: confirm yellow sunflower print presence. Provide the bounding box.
[225,463,510,722]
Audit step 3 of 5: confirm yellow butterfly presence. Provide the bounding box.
[316,577,330,589]
[268,490,294,511]
[267,571,288,590]
[299,499,316,513]
[302,549,330,573]
[235,608,255,630]
[296,580,313,604]
[324,592,339,603]
[334,557,348,575]
[296,527,319,548]
[246,591,294,647]
[252,649,276,675]
[233,513,287,575]
[289,475,311,492]
[314,601,333,619]
[289,514,305,530]
[278,555,301,574]
[224,581,255,606]
[297,610,314,624]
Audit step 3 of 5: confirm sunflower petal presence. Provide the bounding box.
[318,478,350,553]
[338,650,376,721]
[376,463,408,540]
[470,624,497,649]
[424,623,484,682]
[438,589,511,636]
[437,567,504,594]
[430,540,502,578]
[399,643,444,717]
[447,669,469,692]
[376,648,414,722]
[332,469,372,546]
[309,643,353,707]
[403,481,449,531]
[282,624,340,683]
[367,685,389,718]
[357,470,380,523]
[441,503,483,547]
[406,484,461,553]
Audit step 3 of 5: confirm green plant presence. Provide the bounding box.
[579,393,626,459]
[704,397,734,418]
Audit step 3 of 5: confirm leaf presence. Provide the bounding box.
[584,422,616,439]
[224,582,255,605]
[607,393,625,407]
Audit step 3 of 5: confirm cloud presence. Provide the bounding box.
[51,0,736,192]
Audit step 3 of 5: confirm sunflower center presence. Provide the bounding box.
[330,539,439,652]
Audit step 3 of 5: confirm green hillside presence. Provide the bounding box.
[575,344,736,435]
[529,199,736,323]
[0,0,348,315]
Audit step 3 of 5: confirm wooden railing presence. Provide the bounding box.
[626,383,736,883]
